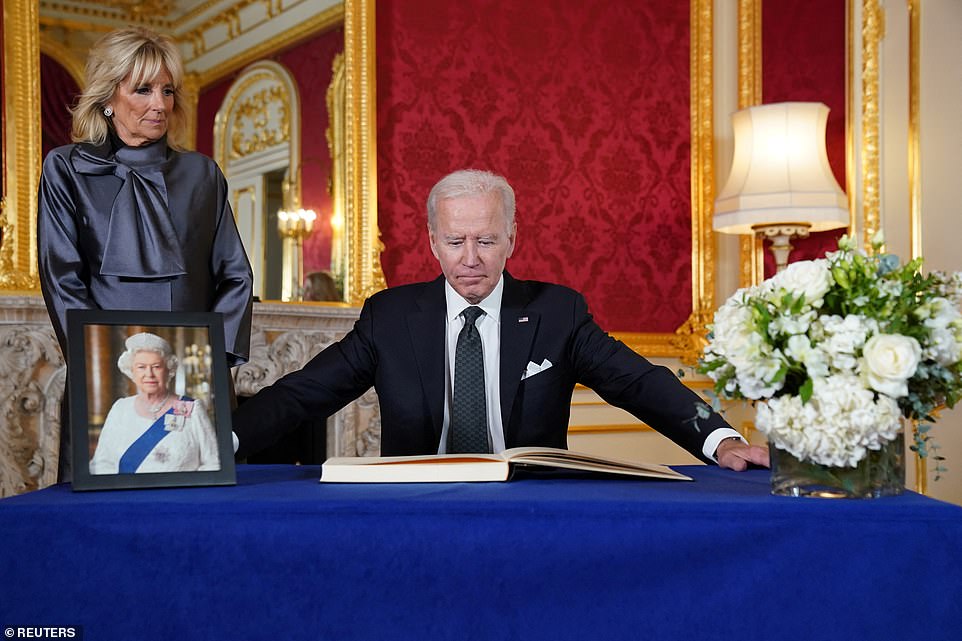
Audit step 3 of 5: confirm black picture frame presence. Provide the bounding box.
[67,309,236,491]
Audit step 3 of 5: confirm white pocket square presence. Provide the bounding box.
[521,358,553,381]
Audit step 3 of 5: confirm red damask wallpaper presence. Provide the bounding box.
[762,0,847,274]
[377,0,693,332]
[196,27,343,277]
[41,54,80,158]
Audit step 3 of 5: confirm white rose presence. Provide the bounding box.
[769,259,833,306]
[861,334,922,398]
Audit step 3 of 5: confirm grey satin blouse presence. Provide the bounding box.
[37,136,254,367]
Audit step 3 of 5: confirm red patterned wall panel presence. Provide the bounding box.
[41,54,80,159]
[196,27,343,276]
[377,0,693,332]
[762,0,847,273]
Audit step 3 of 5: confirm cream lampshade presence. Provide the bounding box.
[714,102,848,272]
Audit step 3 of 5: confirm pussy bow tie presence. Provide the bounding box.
[72,141,187,279]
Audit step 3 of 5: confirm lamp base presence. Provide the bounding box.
[752,223,811,273]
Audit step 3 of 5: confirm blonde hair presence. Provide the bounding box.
[71,27,187,149]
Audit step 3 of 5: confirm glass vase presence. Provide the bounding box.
[769,435,905,498]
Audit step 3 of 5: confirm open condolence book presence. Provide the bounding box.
[320,446,692,483]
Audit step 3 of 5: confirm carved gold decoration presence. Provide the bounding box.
[39,2,343,85]
[737,0,763,289]
[907,0,921,261]
[845,0,857,234]
[738,0,762,109]
[215,63,297,168]
[229,85,291,159]
[861,0,883,247]
[326,53,348,292]
[906,0,925,495]
[344,0,387,305]
[39,1,169,28]
[670,0,716,365]
[1,0,42,292]
[215,61,301,302]
[180,72,201,150]
[195,4,344,87]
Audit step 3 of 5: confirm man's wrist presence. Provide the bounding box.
[702,428,745,461]
[714,436,744,458]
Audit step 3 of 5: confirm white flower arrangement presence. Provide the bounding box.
[700,234,962,470]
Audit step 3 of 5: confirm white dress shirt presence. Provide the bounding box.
[437,276,507,453]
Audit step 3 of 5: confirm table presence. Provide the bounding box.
[1,465,960,641]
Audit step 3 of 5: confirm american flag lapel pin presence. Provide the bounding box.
[518,316,528,323]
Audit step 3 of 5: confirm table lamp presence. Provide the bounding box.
[714,102,848,273]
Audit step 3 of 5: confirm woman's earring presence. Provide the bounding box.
[103,106,113,117]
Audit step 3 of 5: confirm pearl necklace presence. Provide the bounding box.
[141,393,171,418]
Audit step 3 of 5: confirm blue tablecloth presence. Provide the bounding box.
[1,464,961,641]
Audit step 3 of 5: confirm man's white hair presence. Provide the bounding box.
[426,169,516,233]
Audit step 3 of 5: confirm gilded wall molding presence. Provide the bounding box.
[738,0,762,109]
[860,0,883,247]
[1,0,42,292]
[670,0,715,365]
[194,4,343,88]
[229,85,291,159]
[214,62,299,184]
[737,0,764,289]
[343,0,386,305]
[326,53,348,291]
[907,0,921,261]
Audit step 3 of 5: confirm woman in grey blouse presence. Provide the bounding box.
[38,27,253,479]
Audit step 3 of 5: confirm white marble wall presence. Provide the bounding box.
[0,296,64,496]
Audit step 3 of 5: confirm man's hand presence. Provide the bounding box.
[715,438,770,471]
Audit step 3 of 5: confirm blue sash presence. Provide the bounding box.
[118,396,191,474]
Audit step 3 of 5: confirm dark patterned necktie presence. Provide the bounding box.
[449,306,490,453]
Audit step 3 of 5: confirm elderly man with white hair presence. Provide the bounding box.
[89,332,220,475]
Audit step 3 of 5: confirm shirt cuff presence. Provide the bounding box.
[232,432,239,455]
[702,428,746,463]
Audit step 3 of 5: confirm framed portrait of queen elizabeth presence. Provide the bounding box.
[66,310,236,491]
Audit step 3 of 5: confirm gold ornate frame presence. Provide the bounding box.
[342,0,386,305]
[341,0,715,359]
[735,0,882,286]
[1,0,41,291]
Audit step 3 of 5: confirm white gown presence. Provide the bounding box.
[89,396,221,474]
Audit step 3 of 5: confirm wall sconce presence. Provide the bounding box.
[714,102,848,273]
[277,208,317,301]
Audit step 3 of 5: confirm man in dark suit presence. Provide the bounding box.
[233,169,768,470]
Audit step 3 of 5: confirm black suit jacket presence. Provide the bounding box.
[234,274,728,461]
